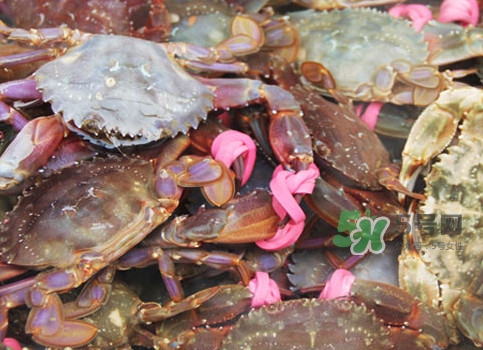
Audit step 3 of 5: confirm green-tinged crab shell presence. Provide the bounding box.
[291,8,429,102]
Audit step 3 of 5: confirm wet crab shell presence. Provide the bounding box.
[34,34,214,147]
[222,298,392,349]
[291,8,429,102]
[0,156,168,268]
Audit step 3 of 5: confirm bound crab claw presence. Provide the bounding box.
[0,19,310,191]
[320,269,453,349]
[0,17,253,185]
[251,55,419,239]
[0,135,235,348]
[116,189,281,301]
[399,85,483,346]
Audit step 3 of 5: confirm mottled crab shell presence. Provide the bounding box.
[291,8,429,102]
[34,34,214,147]
[0,156,169,268]
[222,298,392,349]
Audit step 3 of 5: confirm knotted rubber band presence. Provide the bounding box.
[389,4,433,31]
[248,271,281,308]
[354,102,383,130]
[438,0,479,27]
[2,338,22,350]
[256,164,320,251]
[319,269,355,300]
[211,130,256,186]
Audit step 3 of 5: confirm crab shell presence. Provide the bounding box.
[222,298,393,348]
[34,34,214,148]
[291,8,438,105]
[0,156,173,267]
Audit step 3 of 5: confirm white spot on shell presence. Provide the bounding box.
[105,77,116,88]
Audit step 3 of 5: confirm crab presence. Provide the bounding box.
[116,189,281,301]
[73,279,230,349]
[221,295,449,349]
[398,85,483,346]
[290,7,483,106]
[226,267,451,349]
[0,134,237,348]
[0,0,172,41]
[0,19,314,192]
[242,53,414,239]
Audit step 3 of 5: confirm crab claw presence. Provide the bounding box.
[27,293,97,347]
[399,86,478,195]
[156,155,235,207]
[0,114,67,192]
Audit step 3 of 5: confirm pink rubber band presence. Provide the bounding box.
[270,164,319,223]
[3,338,22,350]
[438,0,479,27]
[388,4,433,31]
[248,271,281,307]
[211,130,256,186]
[256,164,320,250]
[319,269,355,300]
[355,102,383,131]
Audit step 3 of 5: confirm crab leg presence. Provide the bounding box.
[117,190,279,301]
[321,269,452,349]
[0,21,90,46]
[0,115,67,192]
[202,77,313,171]
[399,86,480,194]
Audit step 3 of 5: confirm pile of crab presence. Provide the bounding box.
[0,0,482,348]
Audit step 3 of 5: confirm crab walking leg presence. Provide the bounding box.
[0,78,69,191]
[202,77,313,171]
[25,269,116,347]
[0,115,67,192]
[117,190,279,301]
[0,277,35,340]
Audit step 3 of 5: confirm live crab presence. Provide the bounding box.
[399,85,483,347]
[0,18,314,191]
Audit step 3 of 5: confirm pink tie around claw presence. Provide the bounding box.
[2,338,22,350]
[248,271,281,308]
[211,130,256,186]
[389,4,433,31]
[256,163,320,251]
[319,269,355,300]
[438,0,479,27]
[354,102,383,131]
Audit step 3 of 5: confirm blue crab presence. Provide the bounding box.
[0,19,313,191]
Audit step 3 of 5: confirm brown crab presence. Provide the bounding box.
[0,135,234,347]
[73,279,228,349]
[116,189,281,301]
[221,268,452,349]
[0,0,173,40]
[221,298,399,349]
[399,85,483,346]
